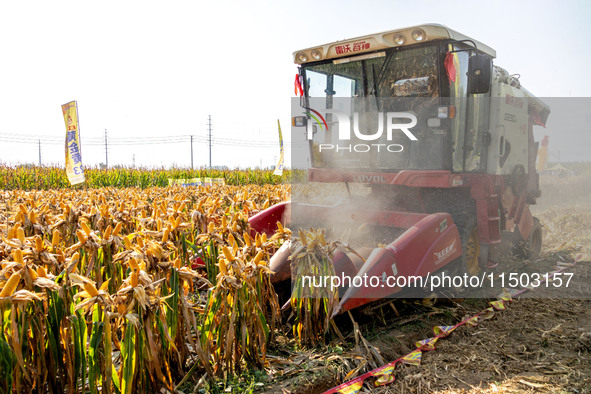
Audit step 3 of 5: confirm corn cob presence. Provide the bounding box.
[130,271,139,287]
[80,221,91,236]
[227,233,236,248]
[112,222,123,237]
[129,257,139,271]
[243,232,252,247]
[103,225,112,240]
[36,266,48,279]
[14,249,23,264]
[222,246,234,261]
[27,265,38,281]
[218,258,228,275]
[84,281,99,297]
[35,236,44,253]
[253,250,265,265]
[76,229,87,244]
[0,272,21,297]
[52,229,60,248]
[17,227,25,243]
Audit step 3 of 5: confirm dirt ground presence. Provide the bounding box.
[256,173,591,394]
[381,296,591,393]
[262,277,590,393]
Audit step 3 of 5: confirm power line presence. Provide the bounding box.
[0,132,289,147]
[0,135,190,145]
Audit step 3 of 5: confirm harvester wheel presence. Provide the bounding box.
[464,229,481,276]
[454,217,482,277]
[439,217,481,295]
[518,217,543,259]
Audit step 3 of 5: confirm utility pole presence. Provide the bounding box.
[208,115,212,168]
[190,135,194,169]
[104,129,109,168]
[38,139,41,166]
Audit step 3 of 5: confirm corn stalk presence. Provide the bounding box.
[290,229,340,347]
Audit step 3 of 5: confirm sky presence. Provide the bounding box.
[0,0,590,169]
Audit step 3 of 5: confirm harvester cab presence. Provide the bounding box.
[249,24,549,314]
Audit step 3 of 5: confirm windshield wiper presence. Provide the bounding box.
[369,48,397,96]
[372,64,379,97]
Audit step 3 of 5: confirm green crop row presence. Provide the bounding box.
[0,166,294,190]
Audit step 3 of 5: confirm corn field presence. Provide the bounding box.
[0,184,290,392]
[0,165,294,190]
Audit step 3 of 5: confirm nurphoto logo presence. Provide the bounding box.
[304,108,418,153]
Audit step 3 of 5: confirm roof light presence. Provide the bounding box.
[437,105,456,119]
[393,34,405,45]
[311,50,322,60]
[297,52,308,62]
[412,29,425,41]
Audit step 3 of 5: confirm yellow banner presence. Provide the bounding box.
[536,135,549,173]
[273,119,285,176]
[61,101,85,185]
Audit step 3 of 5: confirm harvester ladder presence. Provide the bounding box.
[508,193,527,227]
[476,194,501,244]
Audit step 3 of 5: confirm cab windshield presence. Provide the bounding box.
[302,45,443,171]
[305,45,439,99]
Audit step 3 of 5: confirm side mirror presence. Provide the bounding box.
[468,54,492,94]
[292,116,307,127]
